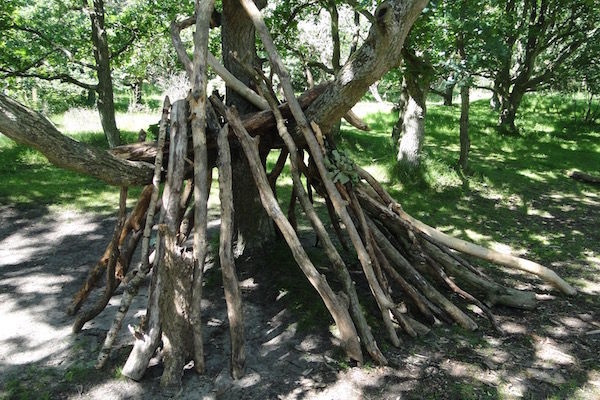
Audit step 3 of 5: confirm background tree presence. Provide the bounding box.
[0,0,185,146]
[480,0,598,134]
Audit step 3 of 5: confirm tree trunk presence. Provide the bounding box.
[86,88,96,107]
[498,90,523,135]
[305,0,429,134]
[0,93,153,186]
[458,84,470,171]
[490,89,500,111]
[369,83,384,103]
[443,82,454,106]
[397,96,425,169]
[391,77,409,142]
[132,79,143,107]
[396,49,433,170]
[222,0,273,256]
[86,0,120,148]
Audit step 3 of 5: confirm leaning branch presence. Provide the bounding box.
[0,94,153,186]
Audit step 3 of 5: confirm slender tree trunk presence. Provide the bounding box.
[370,83,384,103]
[86,88,96,107]
[327,0,343,140]
[490,89,500,111]
[458,84,470,171]
[349,11,360,56]
[132,79,143,107]
[85,0,120,148]
[222,0,273,256]
[457,26,469,171]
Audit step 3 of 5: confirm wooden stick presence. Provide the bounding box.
[367,217,478,331]
[217,124,246,379]
[372,239,437,323]
[239,0,393,341]
[95,98,170,370]
[354,175,575,295]
[67,184,154,315]
[568,169,600,186]
[73,187,128,333]
[259,83,385,364]
[421,245,500,332]
[120,98,171,380]
[343,109,370,131]
[188,0,215,376]
[347,190,401,347]
[226,106,363,364]
[170,15,269,111]
[158,99,194,388]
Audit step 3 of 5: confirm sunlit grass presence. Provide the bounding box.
[338,92,600,279]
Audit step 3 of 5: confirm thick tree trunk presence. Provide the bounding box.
[86,0,120,148]
[396,49,433,169]
[222,0,273,255]
[397,93,426,169]
[305,0,429,134]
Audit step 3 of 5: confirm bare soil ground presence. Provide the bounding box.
[1,202,599,400]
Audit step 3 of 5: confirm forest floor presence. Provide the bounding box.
[1,96,600,399]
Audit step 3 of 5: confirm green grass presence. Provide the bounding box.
[340,93,600,279]
[0,113,157,212]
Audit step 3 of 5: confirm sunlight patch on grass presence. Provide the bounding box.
[350,101,394,118]
[52,108,158,135]
[517,169,548,183]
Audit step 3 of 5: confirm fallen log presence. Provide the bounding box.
[568,170,600,186]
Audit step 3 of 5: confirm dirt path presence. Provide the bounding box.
[1,205,600,399]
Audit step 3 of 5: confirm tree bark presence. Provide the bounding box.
[0,94,153,186]
[158,99,193,388]
[498,91,523,135]
[305,0,430,134]
[443,81,454,106]
[222,0,273,256]
[397,50,433,169]
[189,0,215,376]
[217,124,246,379]
[397,95,426,169]
[85,0,120,147]
[391,77,409,142]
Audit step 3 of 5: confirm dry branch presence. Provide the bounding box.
[217,124,246,379]
[226,105,363,363]
[73,187,128,333]
[95,97,171,370]
[568,170,600,186]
